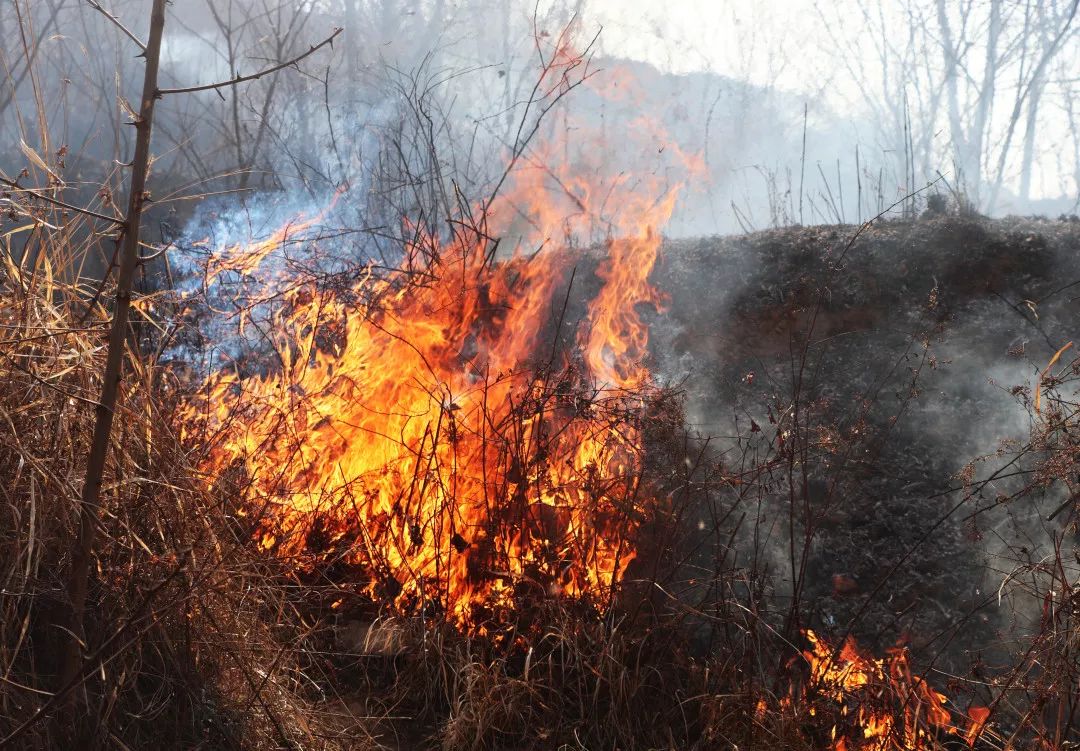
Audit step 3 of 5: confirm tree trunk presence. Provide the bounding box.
[62,0,167,711]
[971,0,1002,207]
[1019,76,1043,203]
[935,0,967,194]
[987,0,1079,212]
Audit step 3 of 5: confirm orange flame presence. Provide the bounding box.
[178,43,697,629]
[203,186,345,283]
[964,706,990,747]
[791,630,959,750]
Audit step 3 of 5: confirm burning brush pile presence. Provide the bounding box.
[6,37,1080,751]
[164,178,1031,748]
[162,132,1019,751]
[6,184,1076,749]
[176,191,674,633]
[134,51,1080,747]
[170,43,703,641]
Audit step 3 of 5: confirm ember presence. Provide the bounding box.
[773,629,990,750]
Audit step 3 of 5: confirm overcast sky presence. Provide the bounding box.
[582,0,1075,204]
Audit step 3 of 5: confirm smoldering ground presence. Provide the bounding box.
[649,213,1080,675]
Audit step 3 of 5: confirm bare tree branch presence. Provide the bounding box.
[85,0,146,52]
[157,27,343,96]
[0,175,124,226]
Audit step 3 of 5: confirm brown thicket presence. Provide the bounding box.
[2,3,1080,751]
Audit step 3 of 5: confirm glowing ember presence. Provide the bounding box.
[964,706,990,747]
[787,630,962,750]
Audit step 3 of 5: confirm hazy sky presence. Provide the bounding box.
[583,0,1075,204]
[587,1,818,83]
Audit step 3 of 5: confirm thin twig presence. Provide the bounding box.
[0,176,124,226]
[157,28,342,96]
[86,0,147,52]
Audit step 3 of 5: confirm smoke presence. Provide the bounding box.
[5,0,1079,246]
[4,0,1080,672]
[634,215,1080,664]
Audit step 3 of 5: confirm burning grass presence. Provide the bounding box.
[163,188,1017,749]
[6,195,1080,749]
[170,38,695,637]
[4,20,1080,746]
[176,229,669,633]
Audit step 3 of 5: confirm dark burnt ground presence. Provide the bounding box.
[649,214,1080,674]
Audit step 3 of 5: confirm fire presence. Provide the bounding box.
[168,38,999,746]
[964,705,990,746]
[201,185,345,285]
[177,44,695,629]
[783,630,981,750]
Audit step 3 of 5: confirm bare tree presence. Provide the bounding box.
[61,0,340,718]
[815,0,1079,212]
[63,0,168,709]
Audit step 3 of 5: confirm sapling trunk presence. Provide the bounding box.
[62,0,167,704]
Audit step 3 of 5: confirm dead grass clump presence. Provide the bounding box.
[440,660,542,751]
[308,598,768,750]
[975,362,1080,748]
[0,242,338,748]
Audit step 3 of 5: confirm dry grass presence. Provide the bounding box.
[0,213,982,750]
[0,176,757,751]
[310,604,756,751]
[4,8,1079,744]
[12,206,1080,749]
[11,178,1080,750]
[0,212,347,748]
